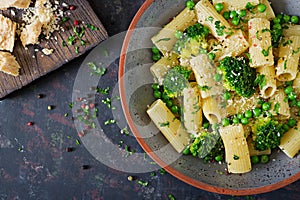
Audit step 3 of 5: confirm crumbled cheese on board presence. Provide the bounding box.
[0,14,16,52]
[20,19,43,46]
[0,51,21,76]
[42,48,54,55]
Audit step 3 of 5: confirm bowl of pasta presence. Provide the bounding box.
[119,0,300,195]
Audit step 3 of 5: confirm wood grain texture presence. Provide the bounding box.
[0,0,108,98]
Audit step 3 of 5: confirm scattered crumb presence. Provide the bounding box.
[42,48,54,55]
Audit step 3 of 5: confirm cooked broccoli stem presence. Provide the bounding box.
[251,117,285,151]
[163,65,192,98]
[218,56,257,98]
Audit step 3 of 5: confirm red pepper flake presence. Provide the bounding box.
[78,131,84,137]
[27,122,34,126]
[81,104,87,109]
[249,25,252,30]
[253,44,257,47]
[89,103,95,108]
[74,20,79,26]
[70,5,76,10]
[76,97,83,102]
[238,36,243,40]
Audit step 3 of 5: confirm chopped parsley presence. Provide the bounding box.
[274,103,280,114]
[88,62,106,77]
[233,155,239,160]
[104,119,116,125]
[283,40,293,46]
[215,21,225,36]
[159,121,170,127]
[137,180,149,187]
[86,23,99,31]
[255,74,267,90]
[262,28,271,33]
[198,85,211,91]
[284,59,287,70]
[292,47,300,55]
[96,86,110,94]
[262,46,272,56]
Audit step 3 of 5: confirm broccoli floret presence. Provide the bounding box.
[218,56,257,98]
[251,117,285,151]
[173,23,210,59]
[189,131,224,163]
[163,65,191,98]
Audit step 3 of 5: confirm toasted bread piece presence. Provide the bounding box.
[20,19,43,46]
[0,14,16,52]
[0,0,31,9]
[0,52,21,76]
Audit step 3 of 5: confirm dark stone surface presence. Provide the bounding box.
[0,0,299,199]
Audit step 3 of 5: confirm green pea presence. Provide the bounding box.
[151,46,160,54]
[283,15,291,23]
[253,108,262,117]
[244,110,253,118]
[215,155,223,162]
[214,73,222,82]
[241,118,249,125]
[260,155,269,164]
[186,0,195,10]
[285,81,293,86]
[257,98,265,105]
[239,10,247,17]
[152,54,161,61]
[166,100,173,108]
[152,83,160,90]
[203,122,210,129]
[232,117,239,124]
[231,17,240,26]
[175,30,183,39]
[162,93,169,101]
[171,105,179,114]
[257,4,266,13]
[215,3,224,12]
[251,155,260,164]
[183,147,190,155]
[291,16,299,24]
[288,92,297,101]
[237,113,243,119]
[284,86,293,94]
[208,52,216,60]
[230,11,237,18]
[223,91,231,100]
[272,17,281,24]
[273,23,282,30]
[222,118,230,126]
[282,123,290,132]
[153,90,161,99]
[276,14,283,19]
[288,118,296,127]
[262,102,271,111]
[223,11,230,20]
[290,100,297,107]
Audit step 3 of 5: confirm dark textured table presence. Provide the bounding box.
[0,0,299,199]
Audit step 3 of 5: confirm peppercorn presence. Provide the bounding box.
[69,5,76,10]
[66,147,74,152]
[82,165,91,170]
[27,122,34,126]
[74,20,79,26]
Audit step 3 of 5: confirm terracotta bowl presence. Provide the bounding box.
[119,0,300,195]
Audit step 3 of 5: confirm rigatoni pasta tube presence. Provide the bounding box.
[151,8,197,56]
[150,53,179,85]
[270,89,290,119]
[283,25,300,37]
[212,29,249,61]
[226,93,260,117]
[219,124,252,173]
[248,18,274,68]
[256,65,277,99]
[190,54,223,98]
[183,84,203,134]
[276,35,300,81]
[147,99,190,153]
[293,72,300,96]
[212,0,259,11]
[202,96,225,124]
[195,0,232,41]
[279,121,300,158]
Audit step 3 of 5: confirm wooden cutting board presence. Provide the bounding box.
[0,0,108,99]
